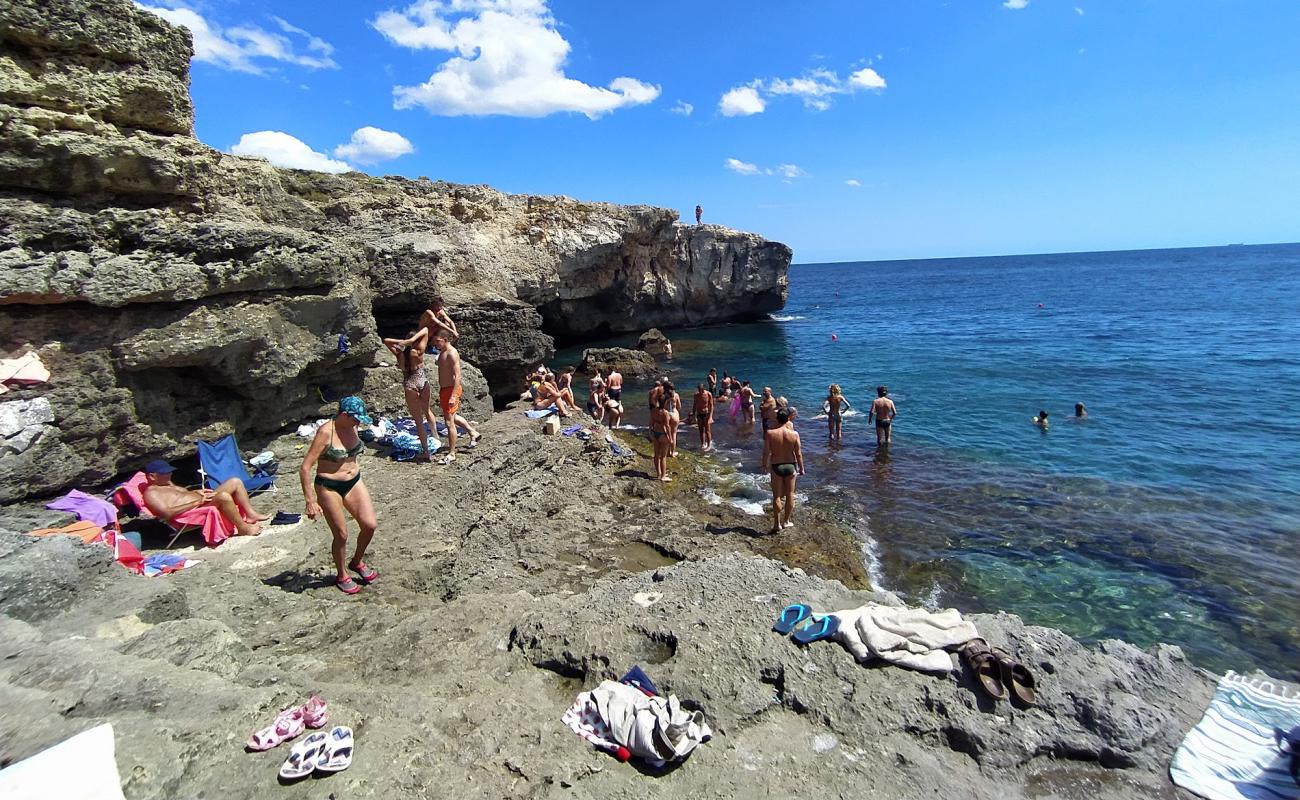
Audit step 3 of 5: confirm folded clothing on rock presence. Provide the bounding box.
[0,351,51,395]
[829,603,979,673]
[142,553,199,577]
[563,680,711,767]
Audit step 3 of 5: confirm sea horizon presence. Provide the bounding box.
[792,240,1300,268]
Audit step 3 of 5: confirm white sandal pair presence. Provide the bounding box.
[278,725,354,780]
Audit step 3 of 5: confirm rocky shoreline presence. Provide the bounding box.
[0,402,1218,798]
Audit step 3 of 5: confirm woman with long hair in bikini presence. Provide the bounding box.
[301,396,379,594]
[650,394,673,482]
[383,328,436,463]
[824,383,851,443]
[662,380,682,457]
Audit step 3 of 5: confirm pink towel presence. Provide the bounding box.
[171,505,236,547]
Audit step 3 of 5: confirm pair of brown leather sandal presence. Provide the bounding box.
[960,638,1037,706]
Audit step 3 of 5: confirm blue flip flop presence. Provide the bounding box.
[772,603,813,634]
[792,614,840,645]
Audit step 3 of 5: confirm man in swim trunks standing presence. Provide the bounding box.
[606,367,623,402]
[695,204,702,225]
[869,385,897,446]
[760,386,778,431]
[431,328,480,464]
[692,383,715,451]
[761,409,804,533]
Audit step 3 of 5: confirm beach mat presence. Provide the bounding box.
[1169,671,1300,800]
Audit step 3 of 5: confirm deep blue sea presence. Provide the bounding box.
[557,244,1300,679]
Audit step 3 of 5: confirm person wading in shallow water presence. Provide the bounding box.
[692,383,715,451]
[650,394,673,482]
[761,408,804,533]
[869,385,897,446]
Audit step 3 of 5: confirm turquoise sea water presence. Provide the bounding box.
[556,244,1300,679]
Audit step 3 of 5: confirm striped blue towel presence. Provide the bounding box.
[1170,671,1300,800]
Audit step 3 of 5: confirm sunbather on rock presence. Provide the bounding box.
[532,374,571,417]
[142,459,270,536]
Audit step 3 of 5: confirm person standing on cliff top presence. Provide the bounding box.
[761,408,804,533]
[431,328,480,464]
[695,204,702,224]
[607,367,623,402]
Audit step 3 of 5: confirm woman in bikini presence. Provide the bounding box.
[823,383,851,443]
[740,380,756,424]
[383,328,436,462]
[662,380,682,457]
[650,394,673,482]
[301,396,379,595]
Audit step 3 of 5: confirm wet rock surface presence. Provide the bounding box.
[0,0,790,500]
[0,404,1214,798]
[579,347,659,379]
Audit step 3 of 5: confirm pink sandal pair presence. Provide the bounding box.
[246,694,329,751]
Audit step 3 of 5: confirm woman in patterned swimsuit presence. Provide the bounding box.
[384,328,437,463]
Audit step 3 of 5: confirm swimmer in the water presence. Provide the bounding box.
[1033,410,1050,429]
[1075,402,1087,419]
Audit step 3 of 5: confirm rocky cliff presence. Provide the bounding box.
[0,0,790,502]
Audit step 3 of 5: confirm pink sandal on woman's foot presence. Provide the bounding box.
[349,561,378,584]
[336,576,361,595]
[247,705,305,751]
[300,694,329,729]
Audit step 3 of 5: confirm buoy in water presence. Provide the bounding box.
[831,333,838,341]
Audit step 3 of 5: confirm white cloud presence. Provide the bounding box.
[1074,6,1085,14]
[725,158,761,176]
[720,63,886,116]
[333,127,415,165]
[135,3,337,74]
[231,131,353,173]
[373,0,659,118]
[845,179,861,187]
[670,100,694,116]
[849,67,887,91]
[767,68,842,111]
[719,85,766,117]
[725,158,807,180]
[1003,0,1029,8]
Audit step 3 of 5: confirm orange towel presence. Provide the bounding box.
[28,520,104,544]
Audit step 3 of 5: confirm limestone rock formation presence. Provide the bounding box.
[0,0,790,501]
[580,347,659,379]
[637,328,672,359]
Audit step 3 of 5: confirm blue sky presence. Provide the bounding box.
[139,0,1300,262]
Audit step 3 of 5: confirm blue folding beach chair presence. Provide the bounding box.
[197,434,276,494]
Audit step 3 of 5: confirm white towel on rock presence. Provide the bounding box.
[829,603,979,674]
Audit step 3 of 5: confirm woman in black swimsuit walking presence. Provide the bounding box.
[301,396,380,594]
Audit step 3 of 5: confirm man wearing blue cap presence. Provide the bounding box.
[142,459,270,537]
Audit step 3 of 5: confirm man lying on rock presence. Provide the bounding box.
[142,459,271,536]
